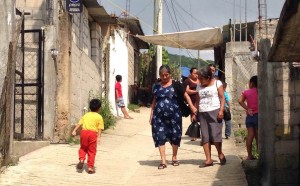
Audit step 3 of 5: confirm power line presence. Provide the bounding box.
[135,1,152,16]
[172,0,213,28]
[169,1,193,30]
[189,0,194,29]
[170,0,180,32]
[164,0,179,32]
[104,0,246,87]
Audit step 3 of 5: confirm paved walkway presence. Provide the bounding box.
[0,107,247,186]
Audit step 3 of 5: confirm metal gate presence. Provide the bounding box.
[14,28,44,140]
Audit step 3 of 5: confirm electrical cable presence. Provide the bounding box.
[170,0,180,32]
[135,0,152,16]
[104,0,246,87]
[164,0,179,32]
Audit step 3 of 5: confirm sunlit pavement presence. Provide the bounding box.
[0,107,247,186]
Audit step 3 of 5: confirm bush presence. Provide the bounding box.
[128,104,140,111]
[234,129,247,139]
[99,97,116,129]
[88,90,116,130]
[68,136,80,144]
[252,140,259,159]
[234,128,259,159]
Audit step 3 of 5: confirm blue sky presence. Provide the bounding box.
[99,0,285,60]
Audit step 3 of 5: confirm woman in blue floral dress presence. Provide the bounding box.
[149,65,197,169]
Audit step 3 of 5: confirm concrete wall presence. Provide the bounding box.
[69,6,102,125]
[0,0,16,167]
[259,40,300,185]
[71,6,91,57]
[70,41,101,125]
[109,30,129,116]
[16,0,46,29]
[224,41,258,128]
[0,0,15,94]
[16,0,59,140]
[43,27,58,140]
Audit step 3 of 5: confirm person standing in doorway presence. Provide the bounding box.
[115,75,133,119]
[238,75,258,160]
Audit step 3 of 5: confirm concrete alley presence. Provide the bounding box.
[0,107,247,186]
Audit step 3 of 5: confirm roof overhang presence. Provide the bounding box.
[268,0,300,62]
[83,0,117,24]
[136,27,223,50]
[118,18,149,49]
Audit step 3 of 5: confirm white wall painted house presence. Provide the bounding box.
[108,30,129,116]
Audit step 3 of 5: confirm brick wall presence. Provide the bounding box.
[70,42,101,125]
[16,0,46,29]
[259,40,299,185]
[273,63,300,185]
[224,42,258,128]
[71,6,91,57]
[68,5,103,127]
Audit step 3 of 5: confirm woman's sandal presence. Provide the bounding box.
[199,162,213,168]
[219,156,227,165]
[158,163,167,169]
[171,160,180,166]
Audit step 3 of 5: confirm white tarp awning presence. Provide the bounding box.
[136,27,223,50]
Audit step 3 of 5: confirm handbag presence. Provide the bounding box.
[172,80,191,117]
[224,107,231,121]
[185,122,200,138]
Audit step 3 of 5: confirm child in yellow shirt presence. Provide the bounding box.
[72,98,104,174]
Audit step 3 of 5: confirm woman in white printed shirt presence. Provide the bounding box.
[194,66,226,168]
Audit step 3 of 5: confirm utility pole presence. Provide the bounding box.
[239,0,242,42]
[233,0,236,42]
[245,0,247,41]
[154,0,163,78]
[197,50,200,69]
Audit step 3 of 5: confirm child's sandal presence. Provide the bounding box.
[88,167,95,174]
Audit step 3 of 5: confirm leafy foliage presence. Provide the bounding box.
[88,90,116,130]
[234,128,247,138]
[138,45,213,86]
[127,104,140,111]
[168,53,212,69]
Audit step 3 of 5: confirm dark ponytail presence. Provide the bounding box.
[250,75,257,87]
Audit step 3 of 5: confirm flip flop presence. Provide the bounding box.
[219,156,227,165]
[76,160,84,169]
[88,167,96,174]
[246,157,255,160]
[199,162,213,168]
[158,163,167,169]
[171,160,180,166]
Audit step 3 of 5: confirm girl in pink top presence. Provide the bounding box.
[238,75,258,160]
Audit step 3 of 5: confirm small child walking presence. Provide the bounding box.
[238,76,258,160]
[72,98,104,174]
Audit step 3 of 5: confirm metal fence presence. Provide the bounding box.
[14,29,44,140]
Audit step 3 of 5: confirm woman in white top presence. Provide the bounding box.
[194,67,226,167]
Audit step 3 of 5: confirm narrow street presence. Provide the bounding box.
[0,107,247,186]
